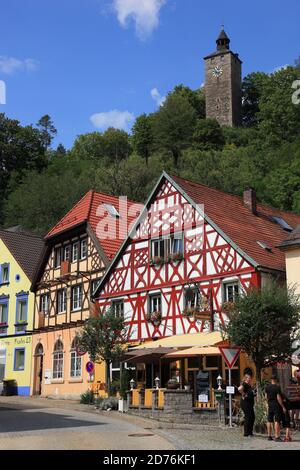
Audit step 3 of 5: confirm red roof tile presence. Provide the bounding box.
[46,190,140,261]
[171,175,300,272]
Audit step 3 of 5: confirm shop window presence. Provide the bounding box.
[204,355,219,370]
[188,357,200,369]
[14,348,25,371]
[53,340,64,379]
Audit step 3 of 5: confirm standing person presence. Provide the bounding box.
[265,375,286,442]
[238,369,255,438]
[280,392,292,442]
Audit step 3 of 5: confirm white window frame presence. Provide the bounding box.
[70,350,82,378]
[112,299,124,318]
[170,233,184,255]
[80,239,87,260]
[72,242,79,263]
[57,289,67,314]
[71,285,82,311]
[64,245,71,261]
[53,341,64,380]
[0,303,8,324]
[223,281,240,303]
[54,247,62,268]
[149,294,162,314]
[40,294,49,315]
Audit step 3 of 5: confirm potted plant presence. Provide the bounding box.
[168,252,184,263]
[150,256,165,266]
[146,311,162,327]
[167,379,180,390]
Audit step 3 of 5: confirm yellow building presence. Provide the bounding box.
[0,229,44,396]
[280,225,300,295]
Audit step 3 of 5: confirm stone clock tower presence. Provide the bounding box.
[204,28,242,127]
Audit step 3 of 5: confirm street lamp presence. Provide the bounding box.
[130,378,135,390]
[154,377,160,390]
[217,375,223,391]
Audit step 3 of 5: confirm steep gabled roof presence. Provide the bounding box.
[171,175,300,272]
[94,172,300,298]
[0,229,44,281]
[46,190,140,262]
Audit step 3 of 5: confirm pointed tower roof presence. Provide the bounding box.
[216,27,230,51]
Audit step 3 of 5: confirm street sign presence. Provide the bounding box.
[219,346,241,428]
[219,346,241,369]
[76,344,87,357]
[86,361,95,374]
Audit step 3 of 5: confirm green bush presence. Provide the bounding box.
[80,390,94,405]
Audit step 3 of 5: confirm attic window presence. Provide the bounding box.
[257,241,272,252]
[271,216,293,232]
[103,204,120,218]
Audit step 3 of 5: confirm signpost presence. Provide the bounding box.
[219,346,241,428]
[86,361,95,375]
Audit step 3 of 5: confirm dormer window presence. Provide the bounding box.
[103,204,120,218]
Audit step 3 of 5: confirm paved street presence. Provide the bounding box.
[0,398,174,450]
[1,397,300,450]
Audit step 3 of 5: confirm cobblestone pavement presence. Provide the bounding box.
[1,397,300,450]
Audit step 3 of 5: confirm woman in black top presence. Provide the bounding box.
[238,370,255,437]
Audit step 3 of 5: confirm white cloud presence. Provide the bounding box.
[0,56,39,75]
[112,0,166,39]
[151,87,166,107]
[90,109,134,130]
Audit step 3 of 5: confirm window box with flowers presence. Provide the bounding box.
[150,256,165,267]
[168,252,184,263]
[0,322,8,335]
[146,311,162,327]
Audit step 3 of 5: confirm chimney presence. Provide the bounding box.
[243,188,257,215]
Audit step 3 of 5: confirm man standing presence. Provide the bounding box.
[238,369,255,437]
[265,375,286,442]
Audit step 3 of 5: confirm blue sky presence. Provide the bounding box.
[0,0,299,148]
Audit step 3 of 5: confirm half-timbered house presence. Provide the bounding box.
[94,172,300,397]
[31,190,139,398]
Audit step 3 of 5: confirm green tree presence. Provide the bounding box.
[36,114,57,149]
[171,84,206,119]
[3,157,97,234]
[242,72,270,127]
[132,114,154,165]
[193,118,225,150]
[71,132,106,161]
[102,127,131,161]
[154,93,197,166]
[222,283,300,389]
[0,113,47,223]
[76,309,128,394]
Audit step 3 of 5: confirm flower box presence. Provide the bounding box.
[150,256,165,266]
[168,252,184,263]
[146,311,162,327]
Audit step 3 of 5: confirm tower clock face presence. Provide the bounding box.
[212,66,223,78]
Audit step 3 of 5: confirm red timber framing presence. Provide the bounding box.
[95,173,267,343]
